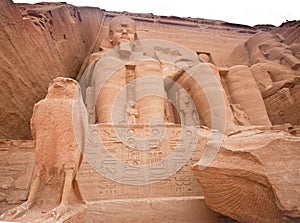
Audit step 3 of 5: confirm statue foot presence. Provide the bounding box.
[0,201,33,220]
[47,203,70,220]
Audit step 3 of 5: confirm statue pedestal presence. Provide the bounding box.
[1,205,86,223]
[84,196,223,223]
[33,205,87,223]
[61,206,86,223]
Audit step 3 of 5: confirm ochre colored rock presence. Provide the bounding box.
[228,22,300,125]
[1,2,300,222]
[0,0,103,139]
[0,77,88,222]
[193,127,300,223]
[225,65,271,125]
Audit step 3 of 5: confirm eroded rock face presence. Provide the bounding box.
[0,0,103,139]
[193,127,300,223]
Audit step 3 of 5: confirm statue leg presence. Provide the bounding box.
[48,168,74,219]
[0,166,41,220]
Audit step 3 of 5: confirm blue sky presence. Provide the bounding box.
[13,0,299,26]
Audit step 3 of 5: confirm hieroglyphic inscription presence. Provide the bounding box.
[78,124,206,200]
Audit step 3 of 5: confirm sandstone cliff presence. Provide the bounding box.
[0,0,104,139]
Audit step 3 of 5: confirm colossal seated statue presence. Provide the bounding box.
[80,15,274,133]
[225,65,272,125]
[80,15,166,125]
[246,32,300,93]
[195,53,271,126]
[229,30,300,125]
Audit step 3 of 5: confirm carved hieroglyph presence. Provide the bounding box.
[0,77,88,222]
[78,124,207,200]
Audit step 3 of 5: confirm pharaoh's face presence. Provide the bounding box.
[111,24,135,47]
[292,37,300,58]
[260,41,292,61]
[183,96,190,104]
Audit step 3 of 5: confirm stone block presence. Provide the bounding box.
[0,192,6,202]
[14,175,32,190]
[0,177,14,190]
[193,128,300,223]
[84,196,223,223]
[6,190,28,204]
[7,152,34,164]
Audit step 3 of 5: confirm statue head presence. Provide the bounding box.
[198,53,210,63]
[109,15,137,47]
[47,77,80,99]
[128,100,137,109]
[258,42,291,60]
[246,31,300,69]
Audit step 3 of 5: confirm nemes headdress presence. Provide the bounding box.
[109,15,137,38]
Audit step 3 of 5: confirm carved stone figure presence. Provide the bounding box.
[0,77,87,222]
[81,15,274,134]
[229,30,300,125]
[80,15,166,125]
[225,65,272,125]
[247,32,300,68]
[177,89,197,126]
[165,55,236,133]
[230,104,250,126]
[246,32,300,94]
[126,101,139,124]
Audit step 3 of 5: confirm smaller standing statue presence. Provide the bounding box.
[126,100,139,124]
[177,89,198,126]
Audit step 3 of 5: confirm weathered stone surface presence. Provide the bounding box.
[0,78,87,222]
[2,0,285,140]
[78,124,205,201]
[0,193,6,202]
[0,0,104,139]
[0,141,10,148]
[85,196,224,223]
[7,152,34,164]
[193,127,300,223]
[14,175,31,190]
[6,190,28,204]
[0,140,35,212]
[0,166,27,177]
[228,21,300,126]
[264,79,300,124]
[0,2,299,223]
[0,177,14,190]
